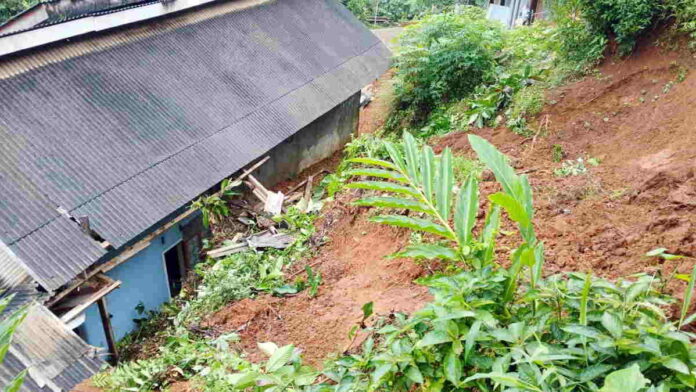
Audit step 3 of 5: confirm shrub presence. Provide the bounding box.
[669,0,696,49]
[579,0,660,54]
[391,8,504,125]
[0,0,37,24]
[550,0,608,74]
[508,85,545,120]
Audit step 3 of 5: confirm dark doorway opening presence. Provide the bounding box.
[164,243,185,297]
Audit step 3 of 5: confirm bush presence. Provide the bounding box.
[580,0,660,54]
[0,0,36,24]
[669,0,696,49]
[391,8,504,125]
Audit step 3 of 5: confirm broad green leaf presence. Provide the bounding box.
[0,304,27,364]
[405,365,424,384]
[488,192,529,227]
[680,264,696,328]
[444,348,462,386]
[464,372,542,391]
[578,364,614,382]
[480,205,501,265]
[362,302,374,320]
[3,370,25,392]
[599,364,649,392]
[346,181,420,198]
[562,325,603,339]
[384,141,407,173]
[580,273,592,326]
[371,363,394,386]
[353,197,431,214]
[601,312,623,339]
[416,330,452,347]
[344,168,407,183]
[395,244,458,261]
[228,371,260,388]
[348,157,398,170]
[422,146,436,203]
[662,357,690,374]
[403,132,421,186]
[468,135,519,197]
[266,344,295,372]
[464,320,482,365]
[454,176,478,246]
[370,215,454,240]
[435,148,454,220]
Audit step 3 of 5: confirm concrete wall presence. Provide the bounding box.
[255,91,361,185]
[79,217,191,348]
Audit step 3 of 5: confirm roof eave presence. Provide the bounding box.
[0,0,225,57]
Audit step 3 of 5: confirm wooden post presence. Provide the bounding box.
[97,297,119,364]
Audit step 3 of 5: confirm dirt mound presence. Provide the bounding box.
[203,191,430,366]
[434,42,695,284]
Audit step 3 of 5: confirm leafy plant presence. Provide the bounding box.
[226,342,318,391]
[552,144,565,162]
[0,0,37,24]
[191,180,242,227]
[578,0,659,55]
[555,158,590,177]
[0,295,27,392]
[347,132,545,294]
[305,266,322,298]
[391,8,504,125]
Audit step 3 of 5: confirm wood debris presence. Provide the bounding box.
[207,231,296,259]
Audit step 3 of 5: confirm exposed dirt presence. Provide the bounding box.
[203,190,430,366]
[434,41,695,288]
[359,69,396,135]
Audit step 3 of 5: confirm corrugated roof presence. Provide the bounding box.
[0,303,103,392]
[0,0,390,292]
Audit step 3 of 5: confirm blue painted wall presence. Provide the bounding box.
[80,218,191,349]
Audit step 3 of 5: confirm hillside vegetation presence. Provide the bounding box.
[92,1,696,391]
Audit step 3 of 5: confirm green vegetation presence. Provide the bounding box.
[341,0,486,25]
[669,0,696,49]
[0,0,37,24]
[95,3,696,390]
[0,295,27,392]
[390,8,504,125]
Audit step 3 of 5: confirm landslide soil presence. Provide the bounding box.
[435,41,695,285]
[204,40,696,367]
[203,191,430,366]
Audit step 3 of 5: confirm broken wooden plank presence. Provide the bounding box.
[206,242,249,258]
[59,274,122,323]
[247,232,295,249]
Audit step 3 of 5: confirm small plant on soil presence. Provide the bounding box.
[552,144,565,162]
[555,158,596,177]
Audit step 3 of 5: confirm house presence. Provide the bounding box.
[486,0,545,28]
[0,0,390,389]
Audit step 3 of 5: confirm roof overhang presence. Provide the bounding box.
[0,0,252,57]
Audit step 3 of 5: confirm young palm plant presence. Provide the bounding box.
[346,133,544,291]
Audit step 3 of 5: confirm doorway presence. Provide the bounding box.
[163,242,185,297]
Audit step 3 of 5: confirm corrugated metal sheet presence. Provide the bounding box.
[0,0,390,291]
[0,303,103,392]
[0,242,30,290]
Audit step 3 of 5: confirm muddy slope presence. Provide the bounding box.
[435,42,695,281]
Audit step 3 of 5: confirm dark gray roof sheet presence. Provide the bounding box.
[0,0,390,291]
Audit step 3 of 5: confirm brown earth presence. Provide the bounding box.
[434,41,695,284]
[202,40,696,369]
[203,191,430,366]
